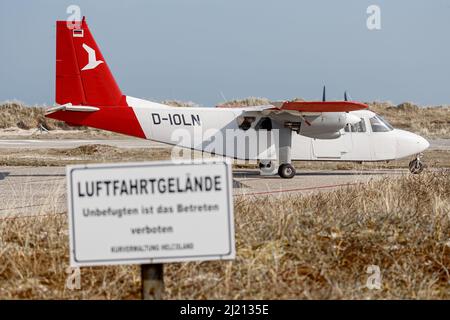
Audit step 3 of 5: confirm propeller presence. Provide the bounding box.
[344,91,352,101]
[322,86,326,102]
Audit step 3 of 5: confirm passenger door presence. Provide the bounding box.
[311,137,344,158]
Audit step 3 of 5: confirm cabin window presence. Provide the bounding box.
[237,116,256,131]
[344,119,366,132]
[255,117,272,131]
[344,124,350,132]
[370,116,393,132]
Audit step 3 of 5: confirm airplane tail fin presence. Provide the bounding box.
[56,18,124,106]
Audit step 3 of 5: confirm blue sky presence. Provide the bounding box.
[1,0,450,106]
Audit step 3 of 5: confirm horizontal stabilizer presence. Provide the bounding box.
[45,103,100,115]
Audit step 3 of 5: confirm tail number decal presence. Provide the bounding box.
[152,113,201,126]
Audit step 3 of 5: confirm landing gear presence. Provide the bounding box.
[278,163,296,179]
[277,128,295,179]
[259,161,270,169]
[258,160,278,176]
[258,161,296,178]
[257,126,296,178]
[409,154,424,174]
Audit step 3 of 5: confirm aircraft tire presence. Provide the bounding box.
[278,163,296,179]
[409,159,424,174]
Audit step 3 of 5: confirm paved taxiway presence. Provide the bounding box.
[0,166,409,217]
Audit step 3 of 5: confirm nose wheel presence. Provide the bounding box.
[278,163,296,179]
[409,154,424,174]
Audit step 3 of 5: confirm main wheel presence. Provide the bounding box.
[278,163,296,179]
[409,159,424,174]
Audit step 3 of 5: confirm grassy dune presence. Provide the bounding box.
[0,101,72,130]
[0,171,448,299]
[369,102,450,138]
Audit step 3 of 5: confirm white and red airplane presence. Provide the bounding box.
[46,18,429,178]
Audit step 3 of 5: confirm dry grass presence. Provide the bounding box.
[1,171,448,299]
[0,101,74,130]
[161,100,202,108]
[0,145,172,167]
[217,97,271,108]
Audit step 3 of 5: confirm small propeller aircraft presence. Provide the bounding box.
[46,18,429,178]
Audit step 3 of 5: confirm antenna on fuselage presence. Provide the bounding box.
[322,86,326,102]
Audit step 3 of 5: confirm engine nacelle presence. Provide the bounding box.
[299,112,360,139]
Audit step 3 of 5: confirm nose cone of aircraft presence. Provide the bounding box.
[396,130,430,159]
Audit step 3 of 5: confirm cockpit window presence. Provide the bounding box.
[344,118,366,133]
[369,116,393,132]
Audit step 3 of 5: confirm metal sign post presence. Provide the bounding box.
[141,264,164,300]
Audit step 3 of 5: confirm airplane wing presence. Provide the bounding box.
[272,101,368,113]
[229,105,278,112]
[218,100,368,131]
[217,101,368,113]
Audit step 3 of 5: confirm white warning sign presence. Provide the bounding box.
[67,160,235,266]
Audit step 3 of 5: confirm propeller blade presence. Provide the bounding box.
[322,86,326,102]
[344,91,352,101]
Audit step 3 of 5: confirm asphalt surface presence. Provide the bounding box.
[0,166,409,217]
